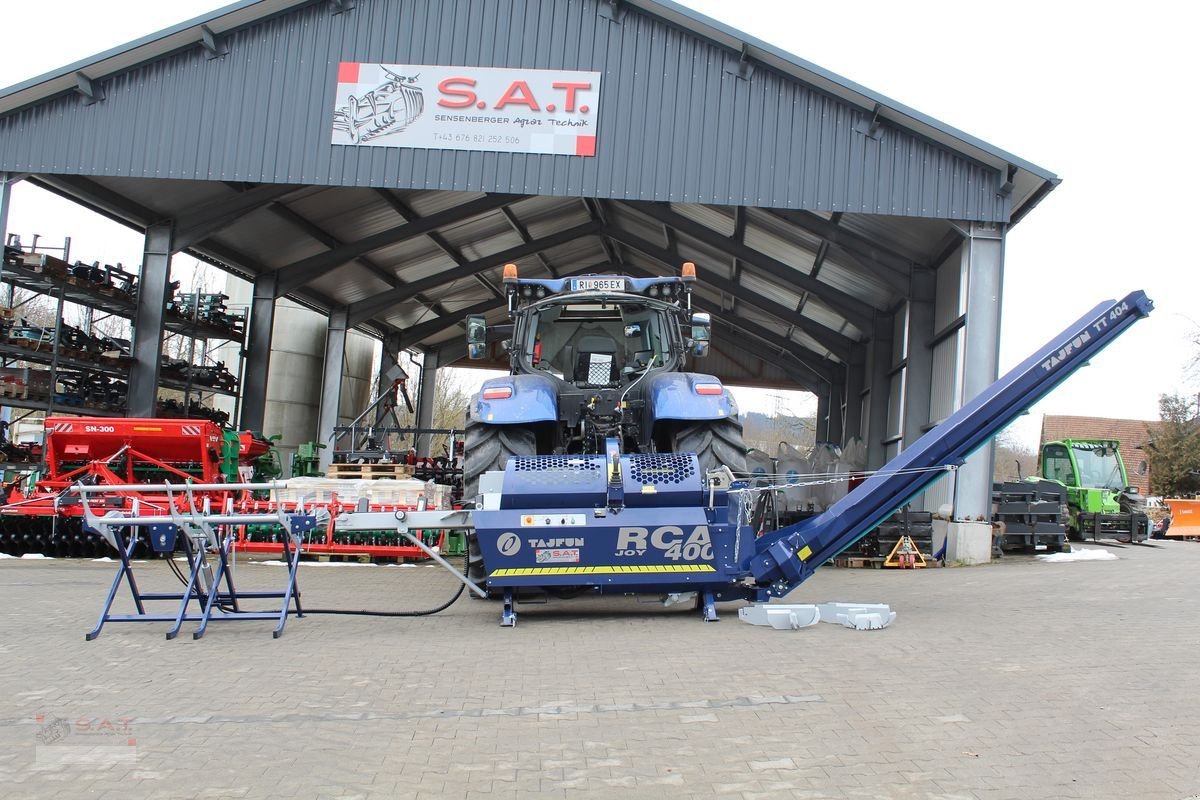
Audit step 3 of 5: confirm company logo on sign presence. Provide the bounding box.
[536,548,581,564]
[332,63,601,157]
[333,68,425,144]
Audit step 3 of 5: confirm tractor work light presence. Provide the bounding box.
[482,386,513,400]
[694,382,723,395]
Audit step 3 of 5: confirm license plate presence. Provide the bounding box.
[571,277,625,292]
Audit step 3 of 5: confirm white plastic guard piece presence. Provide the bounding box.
[737,604,820,630]
[816,602,896,630]
[738,602,896,631]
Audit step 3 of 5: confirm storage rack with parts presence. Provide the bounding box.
[0,236,246,427]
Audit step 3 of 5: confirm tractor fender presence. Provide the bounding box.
[644,372,738,423]
[469,373,559,424]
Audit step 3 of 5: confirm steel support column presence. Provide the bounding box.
[952,222,1006,520]
[128,223,174,417]
[414,349,439,458]
[843,350,866,444]
[0,173,14,254]
[0,174,14,426]
[815,390,830,442]
[316,308,349,471]
[826,366,845,445]
[903,268,936,449]
[239,272,277,431]
[866,313,894,469]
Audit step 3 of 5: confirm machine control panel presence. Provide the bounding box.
[520,513,587,527]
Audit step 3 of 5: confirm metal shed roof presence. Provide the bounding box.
[0,0,1059,391]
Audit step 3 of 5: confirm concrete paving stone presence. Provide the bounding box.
[5,543,1200,798]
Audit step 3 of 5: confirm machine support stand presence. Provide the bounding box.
[167,535,207,640]
[76,481,315,640]
[85,527,143,641]
[501,588,517,627]
[700,591,719,623]
[273,529,305,638]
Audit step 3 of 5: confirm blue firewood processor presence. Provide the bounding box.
[69,262,1153,635]
[458,265,1151,625]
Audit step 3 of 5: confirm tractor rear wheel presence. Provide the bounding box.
[462,421,537,500]
[463,420,536,592]
[673,417,748,476]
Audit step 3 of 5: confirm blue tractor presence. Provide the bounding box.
[462,263,748,500]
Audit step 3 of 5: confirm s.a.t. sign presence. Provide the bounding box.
[331,63,601,157]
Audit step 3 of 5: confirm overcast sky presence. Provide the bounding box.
[1,0,1196,448]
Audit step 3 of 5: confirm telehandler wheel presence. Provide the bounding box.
[463,421,536,594]
[673,416,748,476]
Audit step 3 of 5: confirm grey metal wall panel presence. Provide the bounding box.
[0,0,1010,221]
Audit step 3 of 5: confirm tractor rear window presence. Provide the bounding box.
[524,301,670,383]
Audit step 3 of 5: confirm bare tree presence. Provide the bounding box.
[993,429,1039,482]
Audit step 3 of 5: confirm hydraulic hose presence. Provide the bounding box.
[161,525,473,618]
[301,549,471,617]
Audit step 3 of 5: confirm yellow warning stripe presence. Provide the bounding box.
[491,564,716,577]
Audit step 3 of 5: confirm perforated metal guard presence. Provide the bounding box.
[628,453,696,486]
[512,456,601,472]
[510,455,604,487]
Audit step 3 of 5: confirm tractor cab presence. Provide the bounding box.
[517,291,682,387]
[466,265,708,387]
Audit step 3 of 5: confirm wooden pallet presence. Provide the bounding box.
[832,556,885,569]
[327,462,415,479]
[306,552,372,564]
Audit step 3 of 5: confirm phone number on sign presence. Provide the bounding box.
[432,133,521,145]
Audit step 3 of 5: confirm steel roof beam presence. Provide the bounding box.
[500,206,558,278]
[399,298,505,345]
[189,238,393,338]
[605,225,855,359]
[265,201,451,319]
[705,332,822,392]
[392,262,608,347]
[765,208,914,289]
[272,193,523,296]
[267,202,401,290]
[346,220,602,327]
[29,174,154,229]
[626,201,876,331]
[607,258,836,384]
[706,312,834,385]
[374,189,503,299]
[172,183,302,251]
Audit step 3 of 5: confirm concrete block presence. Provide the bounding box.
[946,520,992,565]
[932,518,948,556]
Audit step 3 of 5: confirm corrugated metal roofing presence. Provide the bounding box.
[0,0,1039,223]
[0,0,1062,393]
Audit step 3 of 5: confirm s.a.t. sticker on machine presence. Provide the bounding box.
[331,63,601,157]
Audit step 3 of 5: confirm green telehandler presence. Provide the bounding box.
[1038,438,1150,543]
